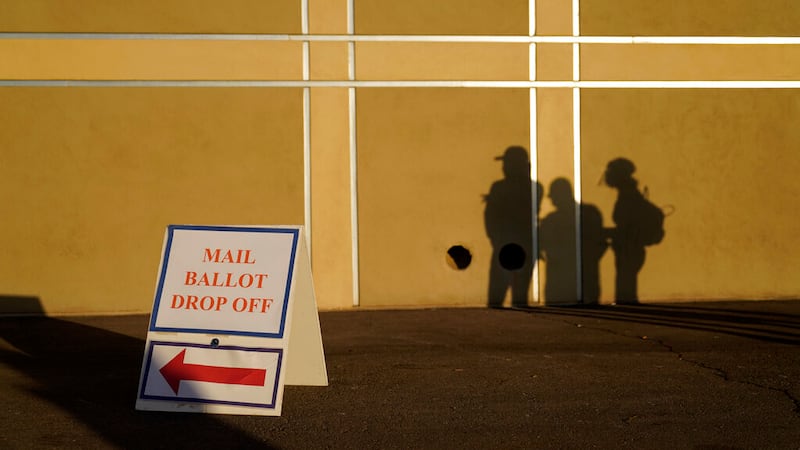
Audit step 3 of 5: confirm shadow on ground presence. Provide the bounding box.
[1,301,799,449]
[522,300,800,345]
[0,316,278,449]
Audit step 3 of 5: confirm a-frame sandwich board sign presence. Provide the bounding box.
[135,225,327,416]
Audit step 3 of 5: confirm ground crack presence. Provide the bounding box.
[654,338,800,419]
[533,312,800,419]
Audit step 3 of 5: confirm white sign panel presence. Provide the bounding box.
[136,225,327,416]
[150,225,298,338]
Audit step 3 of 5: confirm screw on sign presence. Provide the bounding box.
[159,349,267,395]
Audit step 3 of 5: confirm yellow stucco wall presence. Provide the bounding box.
[580,0,800,36]
[581,89,800,302]
[582,44,800,81]
[355,42,529,81]
[354,0,528,35]
[0,40,303,80]
[0,88,304,314]
[356,88,530,307]
[1,0,799,314]
[0,0,301,33]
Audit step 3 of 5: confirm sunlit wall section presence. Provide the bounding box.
[580,0,800,36]
[356,88,530,307]
[0,88,305,314]
[580,89,800,301]
[354,0,528,35]
[0,0,301,33]
[0,0,306,315]
[578,0,800,302]
[3,0,800,314]
[352,0,532,307]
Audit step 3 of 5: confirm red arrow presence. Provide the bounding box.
[159,349,267,395]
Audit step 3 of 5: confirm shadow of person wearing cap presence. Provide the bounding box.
[602,157,664,305]
[483,146,542,308]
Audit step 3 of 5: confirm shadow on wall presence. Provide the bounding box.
[0,296,277,448]
[0,295,45,315]
[540,178,607,305]
[548,157,666,305]
[483,154,667,307]
[483,146,542,308]
[602,157,667,305]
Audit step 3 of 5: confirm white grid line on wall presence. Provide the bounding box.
[347,0,360,307]
[4,80,800,88]
[5,33,800,45]
[572,0,583,302]
[528,0,540,304]
[301,0,312,261]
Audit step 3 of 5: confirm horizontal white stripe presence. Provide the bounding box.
[576,80,800,88]
[3,80,800,88]
[0,32,292,41]
[3,32,800,45]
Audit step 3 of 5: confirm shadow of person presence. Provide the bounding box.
[602,157,664,305]
[539,178,577,304]
[539,178,607,305]
[483,146,542,308]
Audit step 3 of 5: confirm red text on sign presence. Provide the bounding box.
[203,248,256,264]
[171,294,273,313]
[184,271,269,289]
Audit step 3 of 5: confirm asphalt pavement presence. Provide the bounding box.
[1,301,799,449]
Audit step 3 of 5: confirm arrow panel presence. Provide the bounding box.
[139,341,282,409]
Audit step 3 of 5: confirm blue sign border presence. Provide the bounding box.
[138,341,283,409]
[148,225,299,339]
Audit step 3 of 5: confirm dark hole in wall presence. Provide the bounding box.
[499,243,526,271]
[446,245,472,270]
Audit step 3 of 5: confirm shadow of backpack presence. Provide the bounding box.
[635,186,668,246]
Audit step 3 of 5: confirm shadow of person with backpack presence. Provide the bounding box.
[602,158,665,305]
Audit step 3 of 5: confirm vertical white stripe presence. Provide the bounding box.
[528,0,539,304]
[301,0,309,34]
[572,88,582,302]
[347,0,354,34]
[347,0,360,307]
[347,0,355,81]
[301,0,311,256]
[301,0,310,79]
[572,0,580,36]
[572,0,580,82]
[572,47,580,82]
[529,88,540,305]
[303,88,312,259]
[528,43,537,84]
[529,0,536,37]
[348,43,355,81]
[303,42,310,81]
[572,0,583,302]
[349,87,360,307]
